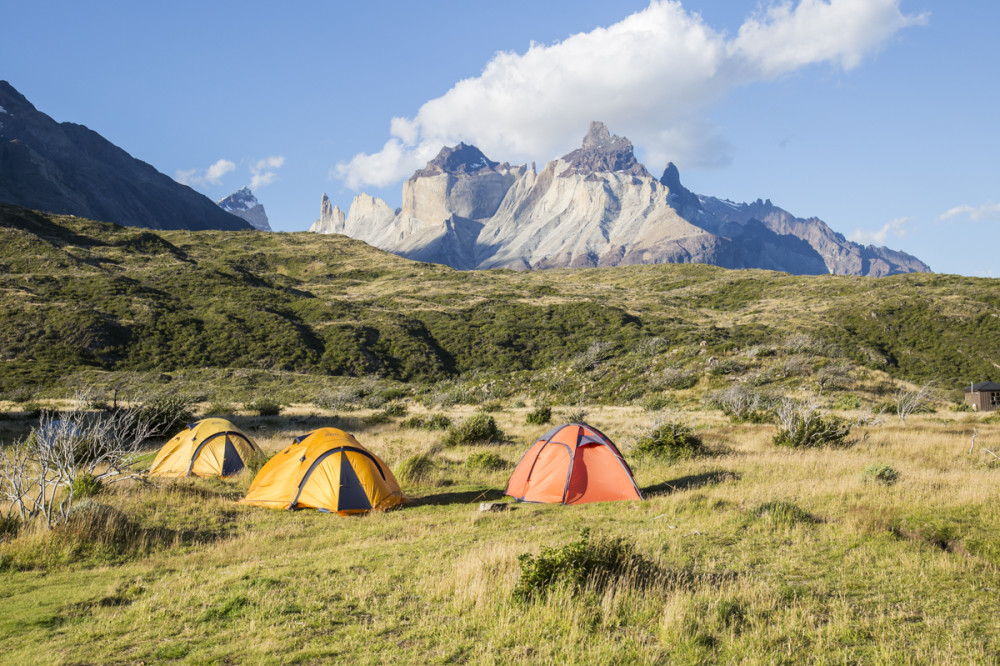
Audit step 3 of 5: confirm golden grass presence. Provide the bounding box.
[1,407,999,663]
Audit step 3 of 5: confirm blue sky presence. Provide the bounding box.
[3,1,997,276]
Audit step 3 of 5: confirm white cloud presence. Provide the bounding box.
[174,159,235,187]
[938,202,1000,223]
[848,216,911,245]
[250,155,285,189]
[335,0,926,190]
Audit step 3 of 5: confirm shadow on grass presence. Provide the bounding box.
[643,470,740,497]
[407,487,505,508]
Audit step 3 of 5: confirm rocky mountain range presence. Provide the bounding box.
[312,121,929,276]
[0,81,250,231]
[217,187,271,231]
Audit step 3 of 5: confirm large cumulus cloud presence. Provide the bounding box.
[335,0,925,189]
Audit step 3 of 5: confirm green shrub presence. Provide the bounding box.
[133,393,196,436]
[525,405,552,425]
[202,400,235,417]
[561,409,588,424]
[397,453,435,485]
[773,412,852,449]
[640,395,673,412]
[709,359,747,376]
[381,402,408,417]
[71,472,103,499]
[363,403,407,425]
[401,414,452,431]
[630,418,704,460]
[660,369,698,390]
[950,402,973,413]
[424,414,452,431]
[465,452,510,472]
[831,394,863,410]
[513,529,657,603]
[243,397,282,417]
[861,464,899,486]
[442,413,506,446]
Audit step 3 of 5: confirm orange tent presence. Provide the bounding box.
[505,423,643,505]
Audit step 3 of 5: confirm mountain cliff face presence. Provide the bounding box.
[217,187,271,231]
[315,121,930,275]
[0,81,251,231]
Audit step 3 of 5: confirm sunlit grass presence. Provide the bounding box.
[1,407,999,663]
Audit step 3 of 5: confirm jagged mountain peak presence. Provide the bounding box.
[217,187,270,231]
[411,142,498,179]
[560,120,650,178]
[315,120,929,277]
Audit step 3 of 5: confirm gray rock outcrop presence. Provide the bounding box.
[313,121,929,275]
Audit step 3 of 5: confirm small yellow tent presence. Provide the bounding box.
[149,418,257,479]
[240,428,404,515]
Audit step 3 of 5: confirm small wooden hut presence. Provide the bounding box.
[963,381,1000,412]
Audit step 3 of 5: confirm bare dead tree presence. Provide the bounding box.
[0,392,160,527]
[895,382,933,425]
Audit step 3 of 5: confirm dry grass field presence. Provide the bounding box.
[2,402,999,664]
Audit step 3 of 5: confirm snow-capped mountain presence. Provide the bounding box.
[313,121,929,276]
[217,187,271,231]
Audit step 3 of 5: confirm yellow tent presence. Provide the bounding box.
[149,418,257,478]
[240,428,404,515]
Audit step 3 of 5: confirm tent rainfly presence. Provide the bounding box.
[149,418,257,478]
[505,423,643,505]
[240,428,404,515]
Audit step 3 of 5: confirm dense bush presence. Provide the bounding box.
[396,453,435,485]
[659,368,698,390]
[640,394,673,412]
[400,413,452,431]
[71,472,104,499]
[134,393,196,436]
[830,394,862,410]
[630,417,704,460]
[513,529,657,603]
[525,405,552,425]
[442,413,506,446]
[465,452,510,472]
[242,397,282,417]
[861,464,899,486]
[773,400,853,449]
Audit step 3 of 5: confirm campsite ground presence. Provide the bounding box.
[2,403,999,664]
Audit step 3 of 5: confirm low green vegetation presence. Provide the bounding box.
[629,416,704,460]
[441,413,506,446]
[3,206,1000,662]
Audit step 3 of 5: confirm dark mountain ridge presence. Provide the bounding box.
[0,81,250,231]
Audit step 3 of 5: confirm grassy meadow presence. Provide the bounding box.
[2,204,1000,663]
[2,399,999,664]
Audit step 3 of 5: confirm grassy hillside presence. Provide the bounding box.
[2,203,999,407]
[3,205,1000,663]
